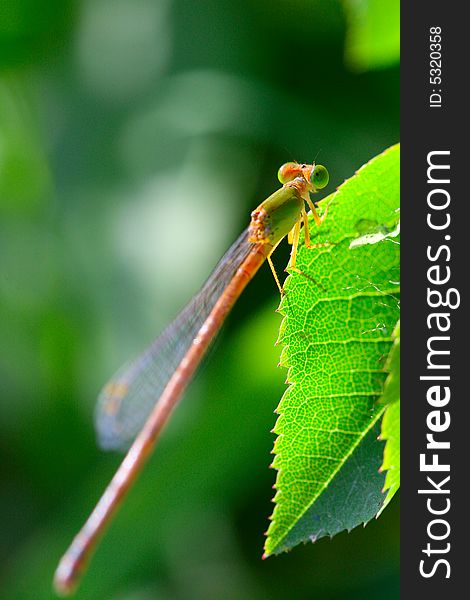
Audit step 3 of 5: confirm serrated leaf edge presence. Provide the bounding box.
[377,321,400,514]
[264,291,387,556]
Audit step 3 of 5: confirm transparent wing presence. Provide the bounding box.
[95,228,253,451]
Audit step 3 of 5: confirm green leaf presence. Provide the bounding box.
[378,321,400,512]
[265,144,400,556]
[343,0,400,71]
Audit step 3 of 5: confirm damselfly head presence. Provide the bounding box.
[278,162,329,192]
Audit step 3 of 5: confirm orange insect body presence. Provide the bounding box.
[54,161,330,595]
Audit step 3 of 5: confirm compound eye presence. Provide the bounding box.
[310,164,329,189]
[277,162,300,184]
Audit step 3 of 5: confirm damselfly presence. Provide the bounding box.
[54,161,330,595]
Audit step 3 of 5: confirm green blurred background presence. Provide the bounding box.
[1,1,399,598]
